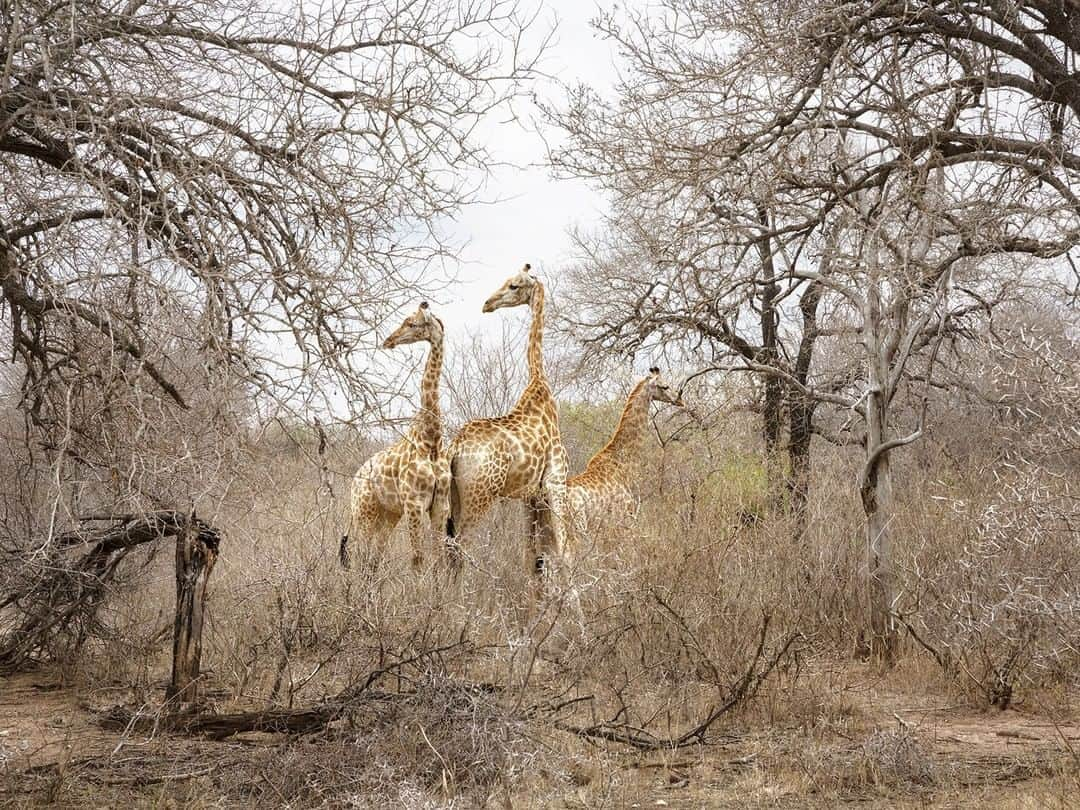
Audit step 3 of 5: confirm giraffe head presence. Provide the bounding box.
[645,367,685,407]
[382,301,443,349]
[482,263,537,312]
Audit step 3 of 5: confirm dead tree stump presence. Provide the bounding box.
[166,516,220,716]
[0,511,222,709]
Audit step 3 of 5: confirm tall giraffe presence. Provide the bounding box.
[340,302,450,572]
[567,368,684,538]
[444,264,569,582]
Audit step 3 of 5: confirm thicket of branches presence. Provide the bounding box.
[547,0,1080,660]
[0,0,541,665]
[1,0,540,431]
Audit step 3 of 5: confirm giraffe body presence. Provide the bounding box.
[445,267,569,578]
[341,303,450,572]
[567,369,684,539]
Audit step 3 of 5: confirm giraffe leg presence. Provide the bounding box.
[444,454,499,580]
[401,463,437,572]
[524,497,550,605]
[345,456,398,574]
[444,494,486,580]
[429,458,452,570]
[403,503,427,571]
[345,511,385,575]
[536,454,570,574]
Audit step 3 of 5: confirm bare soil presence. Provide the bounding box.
[1,665,1077,808]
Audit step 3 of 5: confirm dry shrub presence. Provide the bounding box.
[346,672,541,795]
[213,672,545,807]
[858,726,936,787]
[899,461,1080,707]
[3,365,1076,806]
[784,724,937,801]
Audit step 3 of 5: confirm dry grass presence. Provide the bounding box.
[2,408,1078,807]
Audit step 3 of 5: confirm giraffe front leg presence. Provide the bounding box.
[402,462,439,573]
[523,498,549,610]
[538,450,570,571]
[529,487,567,591]
[429,459,454,572]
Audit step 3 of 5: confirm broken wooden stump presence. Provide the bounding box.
[165,515,220,717]
[0,511,221,712]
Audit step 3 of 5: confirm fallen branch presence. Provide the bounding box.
[96,637,478,740]
[555,616,801,750]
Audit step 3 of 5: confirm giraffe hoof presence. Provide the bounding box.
[534,556,545,573]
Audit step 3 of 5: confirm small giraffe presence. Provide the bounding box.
[340,302,450,572]
[567,368,684,539]
[444,265,569,582]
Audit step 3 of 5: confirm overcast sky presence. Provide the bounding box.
[433,0,619,341]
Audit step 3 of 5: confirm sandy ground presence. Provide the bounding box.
[1,666,1078,808]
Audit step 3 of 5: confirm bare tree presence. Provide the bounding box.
[0,0,542,433]
[548,0,1080,662]
[0,0,543,667]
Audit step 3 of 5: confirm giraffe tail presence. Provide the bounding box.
[446,455,461,538]
[338,533,350,569]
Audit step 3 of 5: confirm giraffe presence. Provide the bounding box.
[566,368,684,540]
[444,264,569,584]
[339,302,450,572]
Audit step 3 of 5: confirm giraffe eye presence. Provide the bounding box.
[508,284,519,291]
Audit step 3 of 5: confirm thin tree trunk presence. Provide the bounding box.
[786,277,823,537]
[756,205,785,515]
[862,269,899,664]
[861,427,898,663]
[787,394,814,537]
[762,379,785,515]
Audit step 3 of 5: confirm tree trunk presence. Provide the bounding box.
[167,518,219,715]
[862,283,899,664]
[756,205,785,515]
[786,277,823,537]
[762,377,785,515]
[787,394,814,537]
[861,440,898,664]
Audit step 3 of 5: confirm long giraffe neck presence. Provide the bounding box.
[592,380,652,468]
[410,334,443,456]
[527,282,546,384]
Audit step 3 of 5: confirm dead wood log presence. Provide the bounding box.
[96,637,478,740]
[98,689,404,740]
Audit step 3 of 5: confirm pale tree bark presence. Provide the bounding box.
[860,234,900,661]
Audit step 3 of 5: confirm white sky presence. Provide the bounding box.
[433,0,620,341]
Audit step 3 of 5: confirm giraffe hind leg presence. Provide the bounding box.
[446,455,462,539]
[403,503,429,571]
[345,512,395,577]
